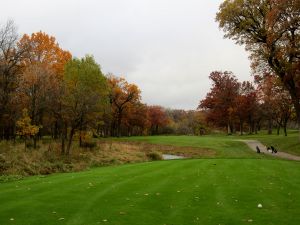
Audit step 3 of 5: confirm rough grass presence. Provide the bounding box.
[101,140,216,158]
[2,132,297,177]
[0,159,299,225]
[112,135,265,158]
[0,141,147,177]
[0,139,214,177]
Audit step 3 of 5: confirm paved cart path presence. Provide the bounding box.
[242,140,300,161]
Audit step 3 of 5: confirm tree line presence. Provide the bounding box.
[0,21,205,154]
[199,71,295,136]
[1,0,299,153]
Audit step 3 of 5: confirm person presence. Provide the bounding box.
[256,146,261,153]
[267,146,273,153]
[270,146,277,153]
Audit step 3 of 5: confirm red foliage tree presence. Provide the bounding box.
[199,71,240,134]
[217,0,300,138]
[235,81,258,135]
[148,106,169,135]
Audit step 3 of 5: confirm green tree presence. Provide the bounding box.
[63,55,108,154]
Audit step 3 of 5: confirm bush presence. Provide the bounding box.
[146,151,163,161]
[25,141,40,149]
[81,141,97,149]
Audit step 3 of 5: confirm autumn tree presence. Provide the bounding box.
[16,109,40,150]
[274,90,294,136]
[17,31,71,139]
[63,55,109,154]
[235,81,258,135]
[256,74,294,136]
[121,102,149,136]
[0,20,27,140]
[17,64,57,148]
[107,75,141,137]
[18,31,71,77]
[216,0,300,137]
[199,71,240,134]
[148,106,169,135]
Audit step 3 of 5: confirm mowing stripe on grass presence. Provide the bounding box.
[1,159,300,225]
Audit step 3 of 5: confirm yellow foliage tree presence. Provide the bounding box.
[16,109,41,149]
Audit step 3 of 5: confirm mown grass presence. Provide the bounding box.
[232,130,300,156]
[112,135,264,159]
[112,130,300,157]
[0,158,299,225]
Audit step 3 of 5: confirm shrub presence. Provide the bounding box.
[81,141,97,149]
[146,151,163,161]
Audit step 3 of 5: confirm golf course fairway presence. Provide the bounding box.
[1,158,299,225]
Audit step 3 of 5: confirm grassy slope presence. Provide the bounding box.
[113,135,264,159]
[0,159,299,225]
[114,131,300,157]
[233,130,300,156]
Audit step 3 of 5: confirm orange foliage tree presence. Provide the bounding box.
[107,75,141,137]
[17,31,71,147]
[18,31,71,77]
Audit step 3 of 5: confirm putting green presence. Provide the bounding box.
[1,159,299,225]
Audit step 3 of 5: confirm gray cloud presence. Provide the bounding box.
[1,0,251,110]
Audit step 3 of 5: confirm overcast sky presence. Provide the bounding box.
[1,0,251,110]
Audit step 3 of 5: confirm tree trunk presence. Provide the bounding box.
[283,77,300,141]
[298,113,300,141]
[240,120,243,135]
[117,114,122,137]
[79,117,83,146]
[267,118,273,135]
[61,122,67,155]
[254,122,258,134]
[66,127,75,155]
[79,130,82,147]
[54,121,58,139]
[61,134,65,154]
[283,118,288,136]
[33,136,37,149]
[283,124,287,136]
[227,123,232,135]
